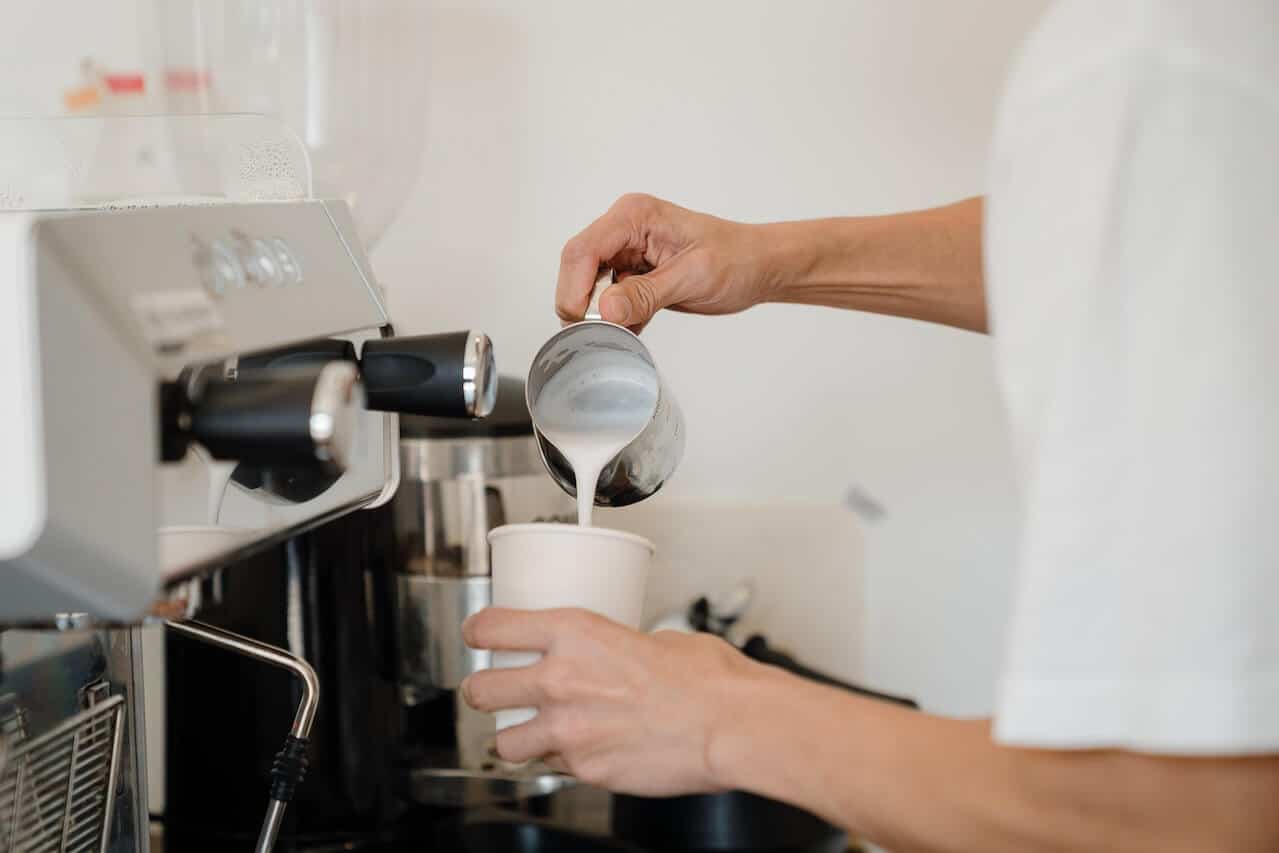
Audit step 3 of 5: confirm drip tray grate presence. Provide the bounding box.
[0,694,125,853]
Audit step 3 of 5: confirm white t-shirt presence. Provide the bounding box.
[986,0,1279,753]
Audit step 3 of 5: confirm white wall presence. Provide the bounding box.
[374,0,1049,714]
[0,2,143,115]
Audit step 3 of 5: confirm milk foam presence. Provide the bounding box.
[532,350,658,526]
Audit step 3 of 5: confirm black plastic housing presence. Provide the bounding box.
[361,332,471,417]
[188,370,327,466]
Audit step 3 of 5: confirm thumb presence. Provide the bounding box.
[599,271,677,329]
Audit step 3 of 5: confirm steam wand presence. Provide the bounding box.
[164,619,320,853]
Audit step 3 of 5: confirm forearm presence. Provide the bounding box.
[758,197,987,332]
[711,666,1279,852]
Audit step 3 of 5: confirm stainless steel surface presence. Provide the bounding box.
[307,361,363,473]
[0,629,150,853]
[257,801,287,853]
[0,692,125,852]
[399,434,546,483]
[396,576,491,693]
[402,766,572,809]
[583,267,613,322]
[1,200,398,623]
[526,295,685,508]
[462,331,499,419]
[163,620,320,853]
[392,416,571,700]
[394,435,572,580]
[115,630,149,853]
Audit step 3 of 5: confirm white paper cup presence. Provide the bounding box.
[486,523,654,730]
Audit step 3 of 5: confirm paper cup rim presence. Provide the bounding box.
[488,523,655,554]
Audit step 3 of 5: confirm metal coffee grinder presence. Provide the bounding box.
[389,375,575,807]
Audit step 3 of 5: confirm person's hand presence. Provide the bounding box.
[557,194,779,332]
[460,607,772,796]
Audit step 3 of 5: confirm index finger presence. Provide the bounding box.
[556,208,641,323]
[463,607,560,652]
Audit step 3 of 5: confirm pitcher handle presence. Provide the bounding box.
[584,266,616,321]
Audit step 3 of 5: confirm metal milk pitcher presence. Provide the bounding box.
[526,268,685,507]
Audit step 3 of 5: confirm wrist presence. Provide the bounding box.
[704,656,793,790]
[752,219,840,304]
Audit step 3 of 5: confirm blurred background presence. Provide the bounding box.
[0,0,1049,726]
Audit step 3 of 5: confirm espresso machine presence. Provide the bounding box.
[0,106,507,848]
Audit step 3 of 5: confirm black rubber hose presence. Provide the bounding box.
[268,735,310,803]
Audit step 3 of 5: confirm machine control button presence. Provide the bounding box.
[195,238,246,297]
[193,233,301,295]
[269,238,303,285]
[233,232,280,288]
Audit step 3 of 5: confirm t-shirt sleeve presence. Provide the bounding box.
[989,47,1279,753]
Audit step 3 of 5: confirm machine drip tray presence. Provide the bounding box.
[402,766,573,808]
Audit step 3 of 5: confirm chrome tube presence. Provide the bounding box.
[165,619,321,851]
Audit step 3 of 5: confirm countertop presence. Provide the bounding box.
[150,782,868,852]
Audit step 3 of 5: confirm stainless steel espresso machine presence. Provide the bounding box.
[0,178,498,852]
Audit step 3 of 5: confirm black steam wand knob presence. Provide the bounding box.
[360,330,496,418]
[163,361,362,473]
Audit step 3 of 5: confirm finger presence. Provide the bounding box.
[598,256,698,328]
[609,251,653,278]
[460,664,544,712]
[463,607,558,652]
[558,192,671,323]
[556,210,640,323]
[542,753,571,774]
[495,718,556,764]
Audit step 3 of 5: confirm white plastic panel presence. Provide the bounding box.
[0,214,46,561]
